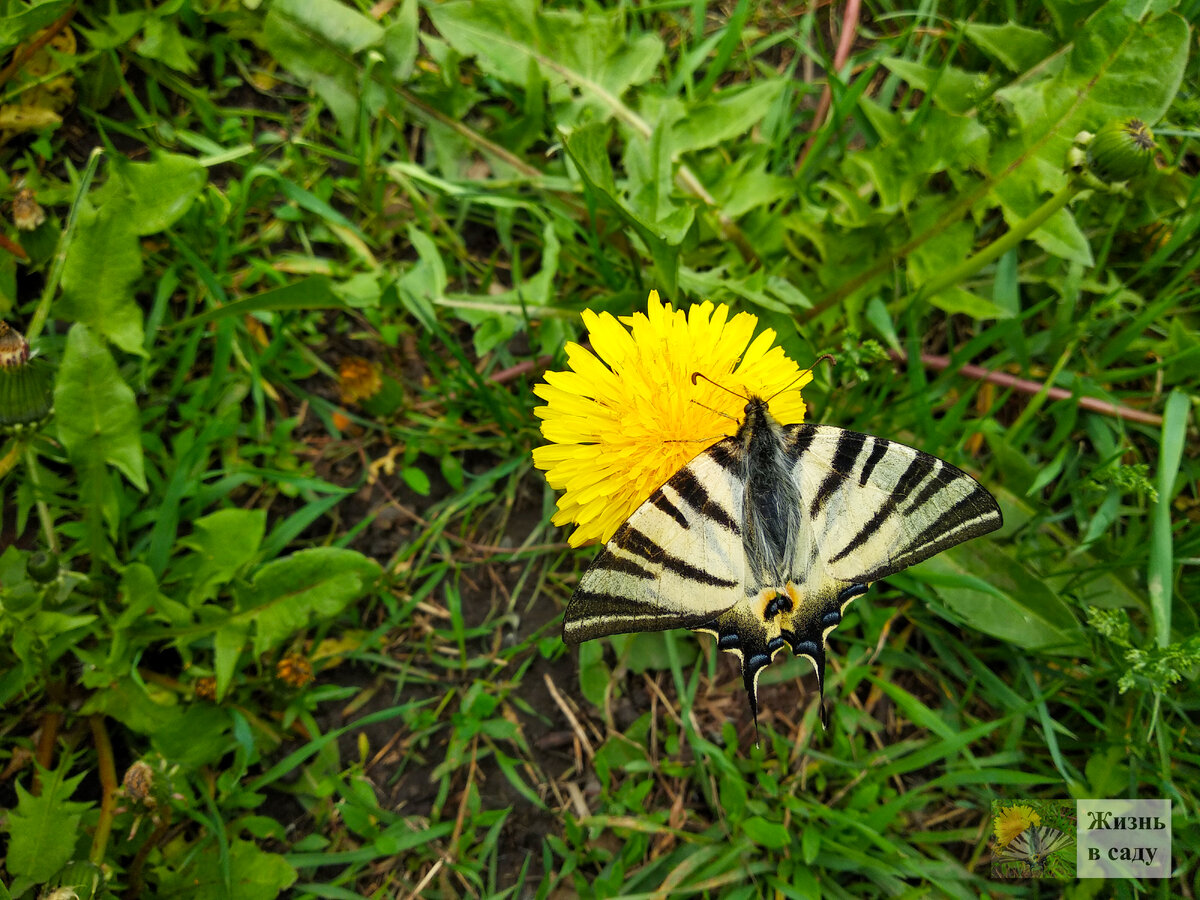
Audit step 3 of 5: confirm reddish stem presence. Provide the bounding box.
[892,349,1164,427]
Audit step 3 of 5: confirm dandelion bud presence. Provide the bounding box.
[1086,118,1156,183]
[26,550,59,584]
[0,321,54,436]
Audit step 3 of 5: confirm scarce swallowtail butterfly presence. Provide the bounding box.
[996,825,1075,876]
[562,380,1003,731]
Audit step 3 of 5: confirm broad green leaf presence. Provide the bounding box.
[79,676,180,735]
[184,508,267,605]
[383,0,419,81]
[929,288,1014,320]
[668,80,788,156]
[137,15,202,74]
[0,0,72,45]
[916,543,1086,654]
[742,816,790,850]
[156,838,297,900]
[992,170,1093,265]
[59,202,145,355]
[880,58,978,114]
[4,763,91,883]
[398,226,446,329]
[55,324,147,491]
[427,0,662,126]
[113,153,207,234]
[236,548,381,656]
[261,0,384,135]
[214,620,249,701]
[578,639,610,708]
[401,466,431,495]
[962,22,1056,72]
[152,704,236,769]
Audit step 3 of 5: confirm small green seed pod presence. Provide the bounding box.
[1086,118,1156,183]
[0,321,54,436]
[26,550,59,584]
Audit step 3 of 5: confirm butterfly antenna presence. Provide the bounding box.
[766,353,837,402]
[691,371,748,401]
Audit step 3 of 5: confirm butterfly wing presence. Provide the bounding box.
[771,425,1003,704]
[996,826,1073,874]
[792,425,1003,583]
[562,438,747,644]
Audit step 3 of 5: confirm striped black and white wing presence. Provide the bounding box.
[997,826,1074,869]
[563,439,747,644]
[787,425,1002,584]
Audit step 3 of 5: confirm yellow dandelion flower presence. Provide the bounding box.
[993,805,1042,849]
[533,290,813,547]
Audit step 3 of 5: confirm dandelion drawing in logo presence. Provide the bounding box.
[991,801,1076,879]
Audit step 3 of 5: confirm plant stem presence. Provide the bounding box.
[26,146,104,345]
[90,715,118,865]
[912,177,1083,304]
[24,441,58,554]
[0,440,20,478]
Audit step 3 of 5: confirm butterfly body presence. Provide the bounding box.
[563,394,1002,727]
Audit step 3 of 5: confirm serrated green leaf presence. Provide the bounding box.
[4,762,92,882]
[156,838,297,900]
[962,22,1056,72]
[880,58,978,114]
[236,549,381,657]
[427,0,662,125]
[184,508,267,605]
[261,0,384,135]
[669,80,787,156]
[59,202,145,355]
[54,324,147,491]
[214,621,248,701]
[113,153,207,235]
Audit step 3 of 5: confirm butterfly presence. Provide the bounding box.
[562,383,1002,731]
[996,825,1075,876]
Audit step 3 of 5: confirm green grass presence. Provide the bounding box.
[0,0,1197,898]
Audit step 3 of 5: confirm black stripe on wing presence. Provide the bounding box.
[809,430,867,518]
[671,460,741,536]
[615,525,740,588]
[827,452,934,564]
[564,589,720,644]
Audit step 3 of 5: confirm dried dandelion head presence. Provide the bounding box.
[276,653,314,688]
[339,357,382,404]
